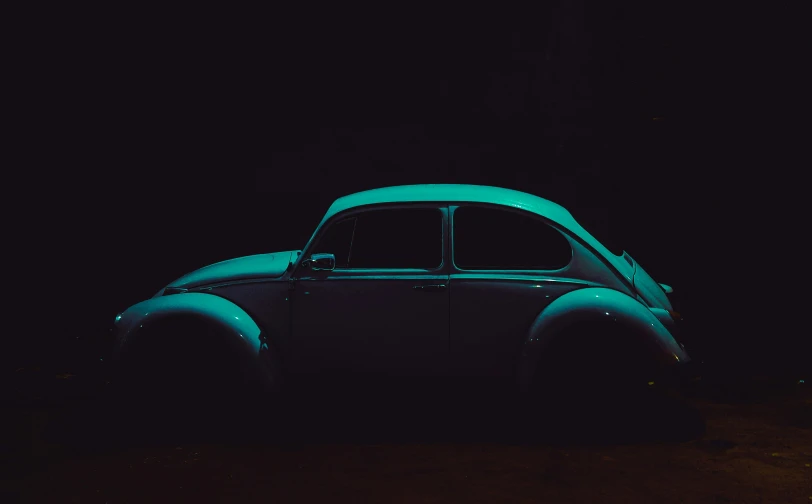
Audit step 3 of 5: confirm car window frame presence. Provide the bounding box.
[298,203,449,275]
[450,203,574,274]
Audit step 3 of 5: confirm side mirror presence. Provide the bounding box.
[302,253,336,271]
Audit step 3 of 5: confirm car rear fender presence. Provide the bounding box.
[516,287,690,389]
[111,292,276,389]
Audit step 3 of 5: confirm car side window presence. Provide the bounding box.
[453,206,572,270]
[314,208,443,269]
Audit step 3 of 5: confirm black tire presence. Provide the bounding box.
[109,317,260,446]
[529,322,666,442]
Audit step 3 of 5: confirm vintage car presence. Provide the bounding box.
[108,184,694,432]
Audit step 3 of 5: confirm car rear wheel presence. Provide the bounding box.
[528,323,684,442]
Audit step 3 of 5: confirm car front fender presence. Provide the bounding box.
[516,287,691,389]
[111,292,275,388]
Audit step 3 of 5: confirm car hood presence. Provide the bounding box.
[166,250,300,290]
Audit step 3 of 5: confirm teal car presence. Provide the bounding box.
[109,185,694,435]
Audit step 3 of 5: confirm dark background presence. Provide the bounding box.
[13,4,805,382]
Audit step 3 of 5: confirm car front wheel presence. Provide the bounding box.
[109,317,262,446]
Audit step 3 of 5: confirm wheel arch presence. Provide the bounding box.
[112,292,277,389]
[516,287,690,389]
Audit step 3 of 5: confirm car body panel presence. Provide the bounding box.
[449,275,588,378]
[166,251,299,290]
[112,292,276,387]
[287,272,450,377]
[516,287,691,389]
[628,254,673,310]
[207,280,292,357]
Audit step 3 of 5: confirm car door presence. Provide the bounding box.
[449,204,588,380]
[288,204,450,378]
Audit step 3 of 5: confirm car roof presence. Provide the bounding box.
[322,184,631,282]
[319,184,633,282]
[326,184,578,227]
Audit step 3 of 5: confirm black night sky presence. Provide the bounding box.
[15,4,803,386]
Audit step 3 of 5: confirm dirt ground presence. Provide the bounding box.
[2,378,811,503]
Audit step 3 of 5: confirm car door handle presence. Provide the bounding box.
[413,284,447,292]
